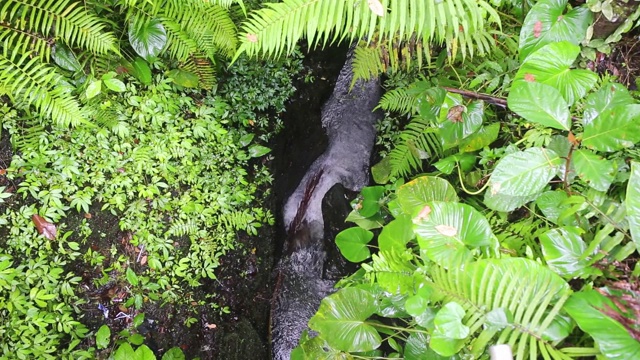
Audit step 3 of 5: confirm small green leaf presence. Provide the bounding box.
[162,347,185,360]
[248,145,271,158]
[129,17,167,61]
[434,302,469,339]
[540,227,591,277]
[572,149,616,191]
[239,133,254,147]
[129,333,145,345]
[135,345,156,360]
[86,80,102,99]
[359,186,385,217]
[459,123,500,152]
[627,162,640,252]
[96,325,111,349]
[133,313,145,328]
[130,57,152,85]
[434,153,476,175]
[114,343,135,360]
[126,267,139,286]
[405,294,428,317]
[378,215,413,252]
[335,227,374,262]
[103,78,126,92]
[309,287,381,352]
[345,210,384,230]
[371,157,392,184]
[507,81,571,131]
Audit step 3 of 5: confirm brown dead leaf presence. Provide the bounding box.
[446,105,466,123]
[32,214,57,240]
[205,323,217,329]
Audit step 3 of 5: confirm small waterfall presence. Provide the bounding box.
[271,51,382,359]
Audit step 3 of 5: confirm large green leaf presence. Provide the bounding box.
[519,0,592,60]
[565,290,640,359]
[582,104,640,152]
[336,227,374,262]
[540,227,592,277]
[484,147,562,211]
[433,302,469,340]
[309,287,381,352]
[572,149,615,191]
[378,215,413,252]
[438,100,484,150]
[129,17,167,61]
[583,83,635,126]
[515,42,597,106]
[459,123,500,152]
[507,81,571,130]
[414,202,496,267]
[396,176,458,216]
[627,162,640,252]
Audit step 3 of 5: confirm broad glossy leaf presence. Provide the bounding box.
[405,294,428,317]
[582,104,640,152]
[519,0,592,60]
[134,345,156,360]
[507,81,571,130]
[52,44,82,72]
[405,332,447,360]
[485,147,562,211]
[583,83,634,125]
[414,202,495,267]
[345,210,384,230]
[129,18,167,61]
[485,308,513,331]
[536,191,572,225]
[439,100,484,150]
[540,227,590,277]
[309,287,381,352]
[161,347,185,360]
[627,162,640,252]
[336,227,374,262]
[433,153,476,175]
[130,57,152,85]
[396,176,458,216]
[167,69,199,88]
[96,325,110,349]
[459,123,500,152]
[103,78,126,92]
[114,343,135,360]
[565,290,640,359]
[86,80,102,99]
[378,215,413,252]
[573,149,615,191]
[434,302,469,339]
[359,186,385,217]
[515,42,597,105]
[248,144,271,157]
[429,332,465,357]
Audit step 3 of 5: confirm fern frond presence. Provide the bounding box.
[236,0,501,62]
[431,258,573,360]
[167,218,199,237]
[1,0,118,55]
[378,87,419,115]
[9,116,45,152]
[218,210,254,230]
[162,0,237,60]
[388,119,443,178]
[352,42,385,85]
[0,23,52,61]
[180,54,216,90]
[0,49,84,126]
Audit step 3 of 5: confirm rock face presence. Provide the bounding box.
[271,50,382,360]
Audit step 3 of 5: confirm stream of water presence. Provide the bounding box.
[270,51,382,360]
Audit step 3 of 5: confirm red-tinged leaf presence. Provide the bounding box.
[32,214,57,240]
[533,21,543,38]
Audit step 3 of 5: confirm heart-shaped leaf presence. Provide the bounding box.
[414,202,495,267]
[434,302,469,340]
[508,81,571,130]
[439,100,484,150]
[309,287,380,352]
[582,104,640,152]
[515,41,597,105]
[378,215,413,252]
[396,176,458,216]
[484,147,562,212]
[336,227,374,262]
[129,17,167,61]
[519,0,592,60]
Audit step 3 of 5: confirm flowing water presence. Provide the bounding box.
[271,51,382,360]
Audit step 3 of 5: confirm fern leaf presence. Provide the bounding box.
[377,87,419,115]
[388,120,442,178]
[0,49,84,126]
[431,258,572,360]
[236,0,501,63]
[0,23,51,61]
[180,54,216,90]
[1,0,118,55]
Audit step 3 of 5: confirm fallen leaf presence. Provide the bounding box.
[524,73,536,82]
[32,214,57,240]
[140,255,148,266]
[435,224,458,237]
[415,205,432,222]
[84,213,92,219]
[205,323,217,329]
[533,21,543,38]
[447,105,466,123]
